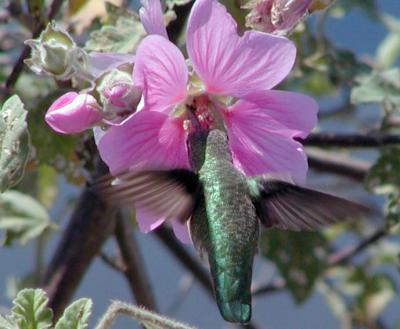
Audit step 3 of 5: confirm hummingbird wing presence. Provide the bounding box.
[249,177,369,231]
[95,169,200,223]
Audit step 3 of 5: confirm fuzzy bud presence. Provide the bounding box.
[96,69,141,121]
[245,0,311,35]
[24,22,87,80]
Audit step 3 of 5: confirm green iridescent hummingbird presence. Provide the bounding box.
[97,108,368,324]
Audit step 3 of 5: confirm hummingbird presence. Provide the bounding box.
[96,106,368,324]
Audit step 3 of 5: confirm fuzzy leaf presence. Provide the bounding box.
[0,190,51,246]
[85,3,146,53]
[11,289,52,329]
[0,315,18,329]
[376,32,400,69]
[260,230,328,302]
[55,298,92,329]
[351,68,400,106]
[0,95,31,192]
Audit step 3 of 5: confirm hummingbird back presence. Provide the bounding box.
[188,129,259,323]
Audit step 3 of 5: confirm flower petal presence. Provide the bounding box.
[87,52,135,79]
[186,0,296,98]
[171,220,192,244]
[139,0,168,38]
[134,35,188,112]
[45,92,102,134]
[97,110,189,175]
[222,100,308,183]
[245,90,318,138]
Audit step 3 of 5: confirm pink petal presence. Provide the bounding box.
[245,90,318,138]
[139,0,168,38]
[136,207,165,233]
[134,35,188,112]
[97,110,189,175]
[186,0,296,98]
[87,52,135,79]
[171,220,192,244]
[222,100,308,183]
[45,92,102,134]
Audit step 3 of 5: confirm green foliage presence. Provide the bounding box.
[0,289,93,329]
[0,96,31,192]
[260,230,328,302]
[55,299,92,329]
[0,190,52,246]
[9,289,52,329]
[351,68,400,107]
[367,147,400,226]
[85,3,146,53]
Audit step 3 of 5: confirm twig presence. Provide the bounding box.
[251,278,286,297]
[155,227,212,294]
[302,133,400,148]
[154,227,262,329]
[114,211,158,311]
[42,157,116,320]
[254,227,388,297]
[306,148,370,181]
[95,301,196,329]
[99,251,126,272]
[5,0,65,90]
[327,228,387,266]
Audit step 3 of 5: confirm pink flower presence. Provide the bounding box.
[97,0,318,243]
[45,92,102,134]
[245,0,312,35]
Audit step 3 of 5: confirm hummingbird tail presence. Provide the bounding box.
[211,264,253,323]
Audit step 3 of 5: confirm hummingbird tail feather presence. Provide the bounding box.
[212,264,252,323]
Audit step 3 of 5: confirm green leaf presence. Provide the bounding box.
[376,32,400,69]
[55,298,92,329]
[96,301,197,329]
[367,146,400,226]
[260,230,328,302]
[0,95,31,192]
[351,68,400,106]
[11,289,52,329]
[85,3,146,53]
[0,314,18,329]
[0,190,52,246]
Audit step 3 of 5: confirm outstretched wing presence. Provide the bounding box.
[249,177,369,231]
[95,169,201,223]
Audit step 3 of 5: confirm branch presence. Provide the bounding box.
[5,0,65,90]
[154,227,212,295]
[253,227,388,297]
[42,156,116,320]
[306,148,370,181]
[154,227,262,329]
[251,278,286,297]
[114,211,158,311]
[327,227,387,266]
[303,133,400,148]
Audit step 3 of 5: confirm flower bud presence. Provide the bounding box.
[25,22,87,80]
[245,0,311,35]
[45,92,102,134]
[96,69,141,121]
